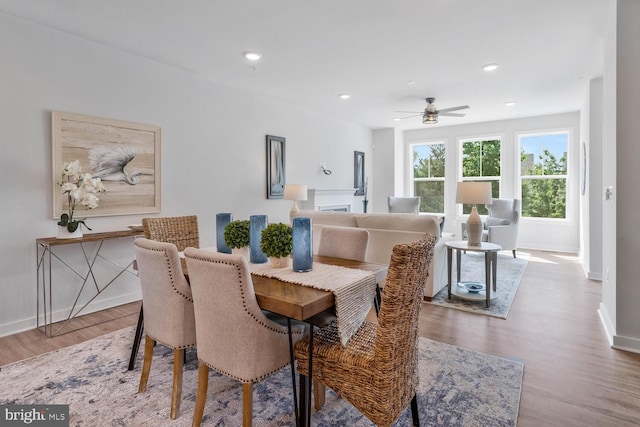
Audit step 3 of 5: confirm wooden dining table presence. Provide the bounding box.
[132,253,387,427]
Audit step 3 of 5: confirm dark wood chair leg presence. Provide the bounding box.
[411,394,420,426]
[128,305,144,371]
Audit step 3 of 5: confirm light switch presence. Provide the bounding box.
[605,186,614,201]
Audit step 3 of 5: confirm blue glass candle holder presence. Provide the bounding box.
[292,217,313,272]
[216,213,232,254]
[249,215,268,264]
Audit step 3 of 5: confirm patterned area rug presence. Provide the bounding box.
[429,251,529,319]
[0,326,524,426]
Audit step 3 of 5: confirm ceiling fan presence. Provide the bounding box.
[395,97,469,124]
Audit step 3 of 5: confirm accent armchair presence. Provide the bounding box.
[388,196,421,214]
[461,198,520,257]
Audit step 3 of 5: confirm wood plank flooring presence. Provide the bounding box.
[2,250,640,426]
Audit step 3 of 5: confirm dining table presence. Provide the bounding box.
[130,253,388,427]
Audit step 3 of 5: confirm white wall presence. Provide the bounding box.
[0,14,372,336]
[402,113,581,252]
[600,0,640,353]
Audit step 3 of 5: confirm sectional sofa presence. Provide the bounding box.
[291,210,451,300]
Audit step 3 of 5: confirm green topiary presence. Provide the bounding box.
[260,223,293,258]
[224,220,250,249]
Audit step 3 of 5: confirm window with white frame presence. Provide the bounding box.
[460,137,501,215]
[410,142,445,213]
[518,131,568,219]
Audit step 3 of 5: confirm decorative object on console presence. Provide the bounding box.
[354,151,365,196]
[249,215,269,263]
[215,213,233,254]
[56,159,106,238]
[283,184,307,217]
[292,217,313,272]
[456,182,492,246]
[266,135,286,199]
[223,219,250,258]
[52,111,161,218]
[260,223,293,268]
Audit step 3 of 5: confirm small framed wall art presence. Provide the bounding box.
[354,151,365,196]
[266,135,286,199]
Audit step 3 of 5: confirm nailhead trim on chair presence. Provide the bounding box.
[144,245,194,303]
[187,252,303,383]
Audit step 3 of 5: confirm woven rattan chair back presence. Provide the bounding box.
[142,215,199,251]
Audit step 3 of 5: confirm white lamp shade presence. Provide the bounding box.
[284,184,308,201]
[455,182,492,205]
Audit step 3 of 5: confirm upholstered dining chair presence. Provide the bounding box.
[128,215,200,371]
[388,196,421,214]
[134,238,196,420]
[461,198,520,257]
[184,248,304,427]
[294,236,436,427]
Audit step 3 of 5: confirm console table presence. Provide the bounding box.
[36,230,143,337]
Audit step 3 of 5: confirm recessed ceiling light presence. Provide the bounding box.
[339,94,350,100]
[243,51,261,61]
[482,63,499,72]
[407,80,415,85]
[505,101,516,107]
[393,117,401,121]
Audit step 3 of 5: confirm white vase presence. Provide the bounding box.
[269,256,291,268]
[57,225,83,239]
[232,246,250,259]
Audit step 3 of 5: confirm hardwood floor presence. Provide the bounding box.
[2,250,640,426]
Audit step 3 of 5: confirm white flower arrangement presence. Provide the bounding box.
[58,160,106,232]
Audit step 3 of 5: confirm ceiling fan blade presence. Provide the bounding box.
[397,113,423,120]
[394,110,423,114]
[439,112,466,117]
[437,105,469,114]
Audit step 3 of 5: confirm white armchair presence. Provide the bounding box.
[461,198,520,257]
[387,196,421,214]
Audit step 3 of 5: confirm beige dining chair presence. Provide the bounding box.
[129,215,200,370]
[313,225,371,409]
[294,236,436,427]
[134,238,196,420]
[184,248,305,427]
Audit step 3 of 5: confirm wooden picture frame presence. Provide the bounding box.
[354,151,365,196]
[52,111,161,218]
[266,135,286,199]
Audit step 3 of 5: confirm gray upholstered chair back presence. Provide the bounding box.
[317,226,369,261]
[134,238,196,349]
[387,196,421,214]
[487,199,520,224]
[184,248,302,382]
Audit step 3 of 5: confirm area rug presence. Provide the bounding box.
[0,326,524,426]
[429,251,529,319]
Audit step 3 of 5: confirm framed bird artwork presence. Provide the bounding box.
[52,111,161,218]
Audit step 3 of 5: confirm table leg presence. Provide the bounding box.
[447,247,452,300]
[493,251,498,293]
[485,252,491,308]
[456,248,462,285]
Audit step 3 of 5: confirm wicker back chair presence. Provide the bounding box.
[184,248,304,427]
[142,215,200,251]
[134,238,196,420]
[294,236,436,427]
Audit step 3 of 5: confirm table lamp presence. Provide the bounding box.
[456,182,492,246]
[284,184,307,217]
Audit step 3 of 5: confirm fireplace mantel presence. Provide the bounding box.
[299,188,357,212]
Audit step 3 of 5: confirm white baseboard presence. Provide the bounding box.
[598,302,615,347]
[597,303,640,353]
[581,262,603,281]
[0,291,142,338]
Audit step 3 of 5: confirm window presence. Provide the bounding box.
[460,137,501,215]
[410,142,445,213]
[519,131,568,219]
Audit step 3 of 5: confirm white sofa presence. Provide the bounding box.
[291,210,451,300]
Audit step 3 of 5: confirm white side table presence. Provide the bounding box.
[445,240,502,308]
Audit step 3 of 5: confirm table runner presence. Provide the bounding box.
[250,262,376,346]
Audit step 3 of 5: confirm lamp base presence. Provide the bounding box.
[289,201,299,220]
[466,206,483,246]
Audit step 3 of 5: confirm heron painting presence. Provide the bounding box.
[52,111,161,218]
[89,146,142,185]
